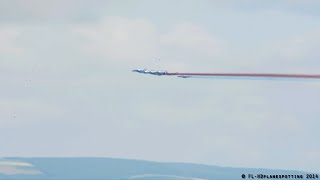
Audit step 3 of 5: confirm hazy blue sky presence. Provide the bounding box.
[0,0,319,172]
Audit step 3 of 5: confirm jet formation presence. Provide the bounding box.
[132,69,168,76]
[132,68,320,80]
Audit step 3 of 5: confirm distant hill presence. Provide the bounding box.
[0,157,310,180]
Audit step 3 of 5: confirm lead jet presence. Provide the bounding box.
[132,68,147,73]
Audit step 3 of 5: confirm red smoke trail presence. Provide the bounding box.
[168,73,320,79]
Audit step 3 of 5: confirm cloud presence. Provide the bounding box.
[0,26,23,55]
[215,0,320,16]
[160,23,222,57]
[0,161,41,175]
[251,28,320,74]
[0,99,63,129]
[0,0,106,23]
[73,16,159,63]
[0,166,41,175]
[0,161,33,167]
[277,29,320,63]
[0,0,320,25]
[73,16,224,72]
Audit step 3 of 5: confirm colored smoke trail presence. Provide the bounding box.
[132,69,320,81]
[185,75,320,82]
[170,73,320,79]
[166,72,320,81]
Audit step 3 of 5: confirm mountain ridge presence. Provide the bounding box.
[0,157,311,180]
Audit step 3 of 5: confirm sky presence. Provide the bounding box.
[0,0,320,173]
